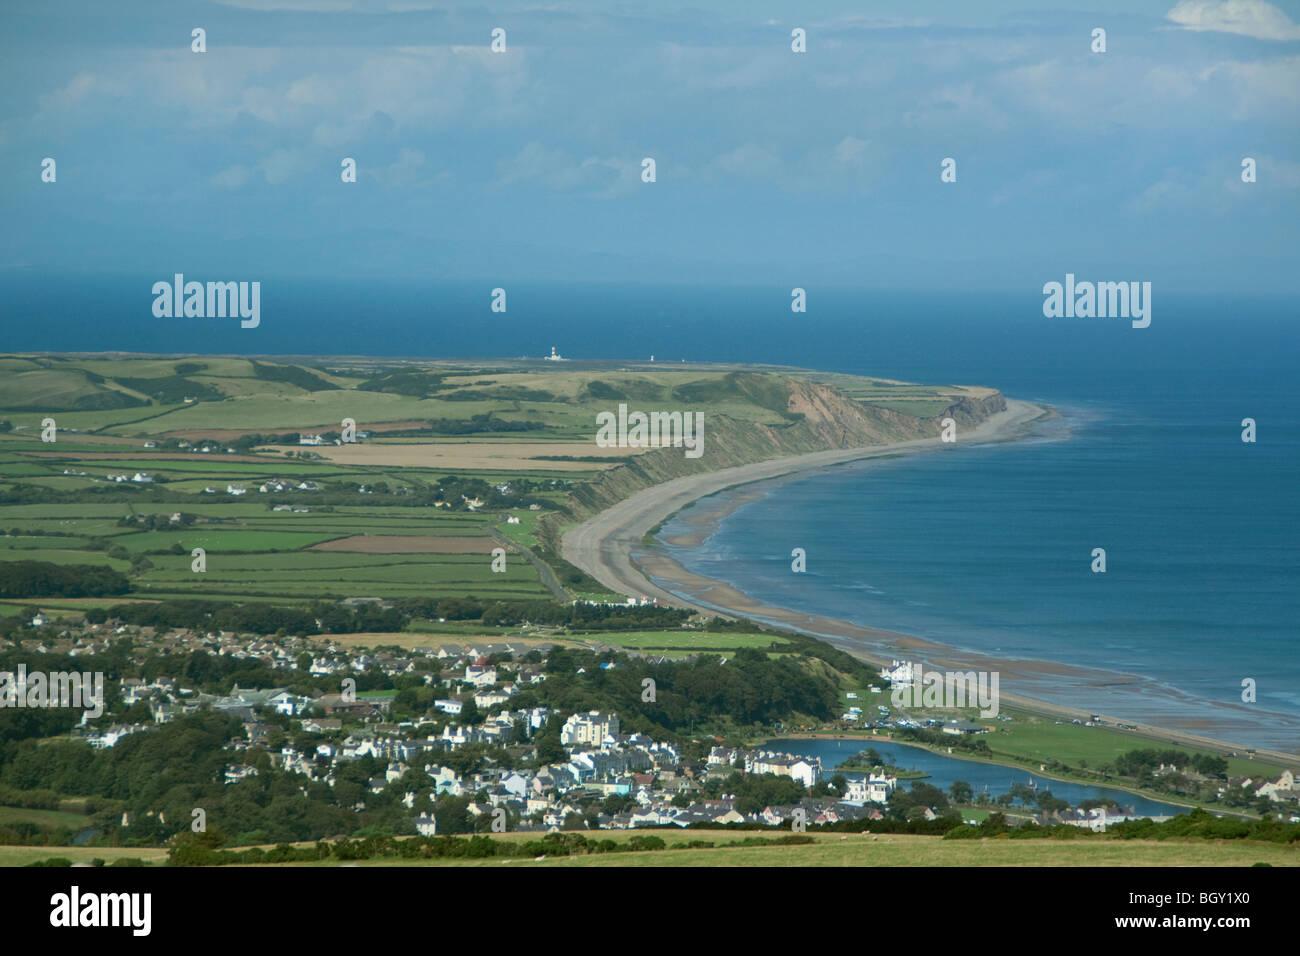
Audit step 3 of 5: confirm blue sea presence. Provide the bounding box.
[3,278,1297,749]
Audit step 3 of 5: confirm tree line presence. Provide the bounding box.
[0,560,130,598]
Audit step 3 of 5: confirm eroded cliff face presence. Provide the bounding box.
[539,375,1005,550]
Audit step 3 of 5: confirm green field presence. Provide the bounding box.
[957,714,1288,782]
[593,631,791,651]
[0,805,91,829]
[2,356,979,616]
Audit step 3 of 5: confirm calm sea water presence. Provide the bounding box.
[4,278,1297,748]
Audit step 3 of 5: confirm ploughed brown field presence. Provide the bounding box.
[311,535,501,554]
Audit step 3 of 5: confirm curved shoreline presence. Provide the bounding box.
[562,399,1300,768]
[563,398,1049,605]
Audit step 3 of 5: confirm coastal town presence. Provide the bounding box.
[4,614,1297,846]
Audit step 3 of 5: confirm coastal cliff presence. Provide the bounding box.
[541,374,1005,550]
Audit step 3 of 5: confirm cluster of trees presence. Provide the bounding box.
[165,829,816,866]
[1111,808,1300,843]
[0,483,164,505]
[891,726,993,756]
[887,782,959,822]
[504,646,840,740]
[440,387,557,403]
[78,594,692,638]
[220,432,304,449]
[699,771,806,814]
[945,808,1300,844]
[1111,748,1229,779]
[388,414,548,436]
[0,560,130,598]
[984,782,1069,813]
[91,598,405,635]
[392,595,692,631]
[356,369,452,397]
[113,375,225,404]
[249,361,337,392]
[484,599,691,630]
[0,712,376,847]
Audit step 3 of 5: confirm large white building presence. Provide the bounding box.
[463,665,498,688]
[843,772,897,805]
[560,711,620,747]
[881,660,915,685]
[744,751,823,788]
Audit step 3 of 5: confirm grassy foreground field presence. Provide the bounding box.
[5,831,1293,867]
[0,845,169,866]
[411,836,1298,868]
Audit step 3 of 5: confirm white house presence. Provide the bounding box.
[474,687,515,709]
[429,766,464,795]
[1256,771,1297,802]
[269,691,302,716]
[881,660,915,685]
[843,772,897,805]
[789,758,822,789]
[560,711,620,747]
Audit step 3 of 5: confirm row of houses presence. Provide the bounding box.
[210,480,321,496]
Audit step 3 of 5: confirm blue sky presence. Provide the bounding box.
[2,0,1298,293]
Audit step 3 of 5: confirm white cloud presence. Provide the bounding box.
[259,148,311,184]
[1166,0,1300,41]
[36,73,98,112]
[212,165,252,189]
[710,142,783,181]
[1126,154,1299,215]
[497,142,625,195]
[375,147,428,187]
[1200,55,1300,107]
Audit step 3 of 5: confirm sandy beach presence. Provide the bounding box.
[562,399,1300,768]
